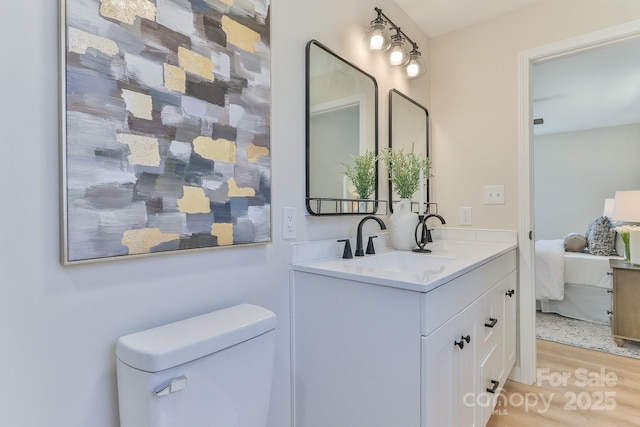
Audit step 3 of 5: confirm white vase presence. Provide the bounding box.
[390,199,419,251]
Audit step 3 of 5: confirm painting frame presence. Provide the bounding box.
[60,0,272,265]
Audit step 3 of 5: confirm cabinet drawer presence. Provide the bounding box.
[421,250,516,336]
[478,283,504,361]
[479,346,503,427]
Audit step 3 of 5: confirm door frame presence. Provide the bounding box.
[517,20,640,385]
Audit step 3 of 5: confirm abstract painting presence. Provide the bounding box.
[61,0,271,264]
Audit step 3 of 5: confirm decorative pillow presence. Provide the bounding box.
[564,233,587,252]
[585,216,615,256]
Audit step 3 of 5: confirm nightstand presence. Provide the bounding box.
[610,259,640,347]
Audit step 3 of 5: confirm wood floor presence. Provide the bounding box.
[487,339,640,427]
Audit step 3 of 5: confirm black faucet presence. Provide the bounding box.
[423,213,446,243]
[355,216,386,257]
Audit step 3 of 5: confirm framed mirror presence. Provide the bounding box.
[306,40,379,215]
[388,89,429,213]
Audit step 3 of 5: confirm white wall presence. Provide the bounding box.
[534,124,640,240]
[429,0,640,231]
[0,1,428,426]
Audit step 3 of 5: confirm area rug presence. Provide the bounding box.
[536,311,640,360]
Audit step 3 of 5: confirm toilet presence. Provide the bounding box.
[116,303,276,427]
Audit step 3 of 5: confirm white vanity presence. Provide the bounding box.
[290,229,517,427]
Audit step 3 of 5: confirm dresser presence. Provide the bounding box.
[610,259,640,347]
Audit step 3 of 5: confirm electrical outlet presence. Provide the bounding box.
[282,207,297,239]
[460,207,472,226]
[484,185,505,205]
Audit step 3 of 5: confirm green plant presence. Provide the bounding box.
[342,150,377,199]
[379,145,431,199]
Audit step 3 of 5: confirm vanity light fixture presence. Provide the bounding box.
[367,7,426,78]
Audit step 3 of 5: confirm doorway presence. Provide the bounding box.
[517,20,640,385]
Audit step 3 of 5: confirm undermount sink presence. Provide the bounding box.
[344,251,456,274]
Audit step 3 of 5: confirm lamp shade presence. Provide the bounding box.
[388,33,409,66]
[613,191,640,222]
[405,50,425,78]
[367,21,390,51]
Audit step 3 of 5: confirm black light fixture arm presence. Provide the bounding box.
[374,7,419,52]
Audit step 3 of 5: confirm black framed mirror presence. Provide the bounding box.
[305,40,379,215]
[388,89,430,213]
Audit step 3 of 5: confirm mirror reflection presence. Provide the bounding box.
[306,40,379,215]
[388,89,429,212]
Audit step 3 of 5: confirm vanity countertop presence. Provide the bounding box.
[290,229,517,293]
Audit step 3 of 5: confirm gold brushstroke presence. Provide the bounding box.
[227,178,255,197]
[177,186,211,214]
[117,134,161,167]
[121,228,179,255]
[121,89,153,120]
[68,27,119,56]
[178,47,214,81]
[221,16,260,54]
[163,64,186,93]
[246,144,269,162]
[211,223,233,246]
[193,136,236,163]
[100,0,156,25]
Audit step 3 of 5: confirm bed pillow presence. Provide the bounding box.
[585,216,615,256]
[564,233,587,252]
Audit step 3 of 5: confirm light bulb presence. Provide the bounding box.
[406,61,420,77]
[389,47,406,66]
[404,50,425,78]
[370,33,385,50]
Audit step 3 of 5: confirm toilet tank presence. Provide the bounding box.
[116,304,276,427]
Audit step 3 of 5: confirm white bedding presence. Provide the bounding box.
[564,252,614,288]
[535,239,565,301]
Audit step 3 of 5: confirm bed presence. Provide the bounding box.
[535,239,619,325]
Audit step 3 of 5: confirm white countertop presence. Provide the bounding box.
[290,229,517,293]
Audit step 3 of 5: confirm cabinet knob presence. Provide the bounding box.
[607,310,613,315]
[486,380,500,394]
[506,289,515,297]
[454,335,470,349]
[484,318,498,328]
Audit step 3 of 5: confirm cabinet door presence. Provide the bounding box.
[503,271,517,371]
[458,304,478,427]
[422,304,478,427]
[422,316,459,427]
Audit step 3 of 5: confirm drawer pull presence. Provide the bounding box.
[607,310,613,315]
[454,339,464,349]
[607,289,613,294]
[485,318,498,328]
[506,289,515,297]
[463,335,471,344]
[486,380,500,394]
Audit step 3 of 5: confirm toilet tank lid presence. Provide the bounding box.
[116,304,276,373]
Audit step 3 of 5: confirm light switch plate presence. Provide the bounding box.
[484,185,505,205]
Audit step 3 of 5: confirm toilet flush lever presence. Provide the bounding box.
[154,375,187,397]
